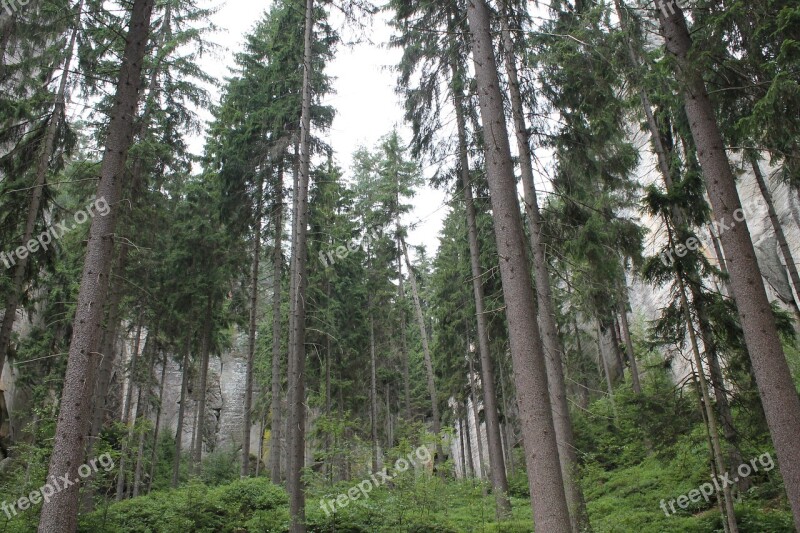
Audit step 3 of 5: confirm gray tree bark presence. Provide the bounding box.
[269,164,284,484]
[465,1,572,529]
[288,0,314,529]
[499,14,591,531]
[37,1,155,528]
[656,3,800,525]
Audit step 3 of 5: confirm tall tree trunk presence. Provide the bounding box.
[458,413,469,478]
[133,342,157,498]
[269,164,285,484]
[451,57,511,516]
[116,319,144,501]
[396,251,411,420]
[596,320,619,422]
[467,345,485,480]
[172,335,191,487]
[288,0,314,529]
[657,4,800,525]
[499,14,589,531]
[193,296,213,473]
[677,274,739,532]
[147,349,168,494]
[37,1,155,526]
[401,238,442,451]
[463,402,475,478]
[617,284,642,394]
[370,313,379,473]
[243,177,264,477]
[750,157,800,323]
[0,0,82,381]
[465,1,572,529]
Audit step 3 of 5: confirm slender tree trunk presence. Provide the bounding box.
[458,414,469,478]
[269,164,284,484]
[618,286,642,394]
[0,0,83,382]
[370,313,379,473]
[117,319,144,501]
[500,14,589,531]
[463,403,475,478]
[467,348,485,480]
[678,275,739,532]
[242,178,264,477]
[288,1,314,529]
[751,157,800,323]
[466,1,572,529]
[657,4,800,525]
[193,296,213,473]
[172,336,191,488]
[451,58,511,516]
[147,349,168,493]
[37,1,154,525]
[133,340,157,498]
[596,320,619,422]
[401,238,442,448]
[498,358,515,475]
[397,252,411,420]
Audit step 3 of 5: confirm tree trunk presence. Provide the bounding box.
[467,347,485,480]
[193,296,213,473]
[0,0,82,381]
[288,0,314,529]
[37,1,154,525]
[147,349,168,493]
[458,414,469,478]
[243,177,264,477]
[677,275,739,532]
[370,313,379,473]
[451,57,511,516]
[751,157,800,323]
[617,285,642,394]
[117,319,144,501]
[657,4,800,525]
[269,163,284,485]
[463,402,475,478]
[596,320,619,422]
[499,15,590,531]
[133,340,157,498]
[396,252,411,420]
[465,1,572,529]
[172,336,191,488]
[401,238,442,448]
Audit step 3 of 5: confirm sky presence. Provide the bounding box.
[195,0,449,256]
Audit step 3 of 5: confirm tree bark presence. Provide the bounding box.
[396,251,411,420]
[269,163,284,484]
[0,0,82,382]
[288,0,314,529]
[401,238,442,447]
[37,1,154,525]
[370,313,379,473]
[677,275,739,532]
[450,57,511,516]
[193,296,213,473]
[465,1,572,529]
[172,335,191,487]
[751,157,800,323]
[147,349,168,493]
[656,3,800,525]
[242,177,264,477]
[617,284,642,394]
[499,14,590,531]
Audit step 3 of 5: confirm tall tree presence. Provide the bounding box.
[464,0,572,529]
[656,2,800,525]
[38,0,156,529]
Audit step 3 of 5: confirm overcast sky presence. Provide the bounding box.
[194,0,449,256]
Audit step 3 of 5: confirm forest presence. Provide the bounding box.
[1,0,800,531]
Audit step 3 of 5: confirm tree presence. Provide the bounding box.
[38,0,156,529]
[656,2,800,526]
[464,0,572,529]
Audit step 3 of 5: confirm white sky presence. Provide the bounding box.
[194,0,448,256]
